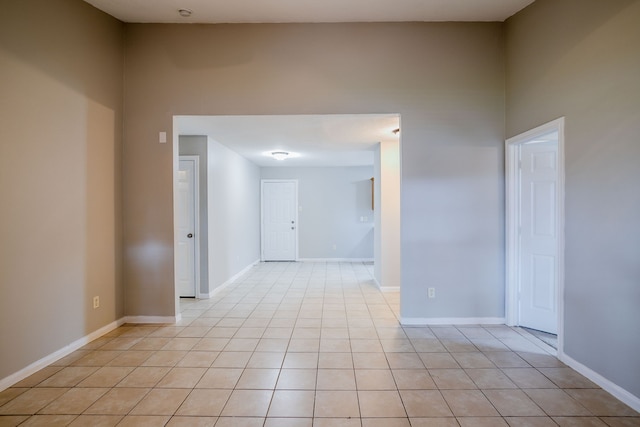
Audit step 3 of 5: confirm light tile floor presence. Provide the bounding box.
[1,262,639,426]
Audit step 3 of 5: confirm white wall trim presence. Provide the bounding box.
[1,312,189,391]
[505,117,565,354]
[297,258,374,263]
[0,258,261,392]
[209,259,260,298]
[121,316,179,324]
[401,317,506,326]
[372,272,400,292]
[0,319,125,392]
[559,352,640,412]
[178,155,201,299]
[372,276,381,288]
[208,281,234,300]
[172,121,180,318]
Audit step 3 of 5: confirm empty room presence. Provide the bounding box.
[1,0,639,425]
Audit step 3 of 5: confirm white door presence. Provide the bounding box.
[518,136,559,333]
[177,158,197,297]
[262,180,297,261]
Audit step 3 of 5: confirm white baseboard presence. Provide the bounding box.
[121,315,179,324]
[371,277,381,288]
[370,276,400,292]
[401,317,507,326]
[297,258,374,263]
[558,352,640,413]
[1,311,188,391]
[0,318,125,392]
[2,282,240,392]
[209,259,260,298]
[208,280,234,299]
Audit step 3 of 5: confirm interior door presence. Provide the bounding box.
[262,180,297,261]
[177,159,197,297]
[519,136,558,334]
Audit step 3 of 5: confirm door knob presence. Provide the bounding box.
[187,233,193,238]
[291,227,295,230]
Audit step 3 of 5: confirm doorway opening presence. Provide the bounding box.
[172,114,402,318]
[176,156,200,298]
[505,117,565,354]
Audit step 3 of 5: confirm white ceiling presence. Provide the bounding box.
[84,0,534,24]
[176,114,400,167]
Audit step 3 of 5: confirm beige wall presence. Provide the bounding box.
[0,0,124,379]
[506,0,640,399]
[123,22,506,320]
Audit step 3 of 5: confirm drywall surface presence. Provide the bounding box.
[0,0,124,380]
[506,0,640,398]
[179,136,209,295]
[208,138,261,291]
[122,22,505,319]
[261,166,374,259]
[379,141,402,289]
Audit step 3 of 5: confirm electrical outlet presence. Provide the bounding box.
[93,296,100,309]
[428,288,436,299]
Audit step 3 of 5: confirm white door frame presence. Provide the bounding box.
[175,155,201,298]
[505,117,565,353]
[261,179,299,261]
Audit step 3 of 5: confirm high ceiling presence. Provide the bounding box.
[84,0,534,24]
[86,0,534,167]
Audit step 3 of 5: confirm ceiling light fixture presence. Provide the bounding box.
[271,151,289,161]
[178,8,192,17]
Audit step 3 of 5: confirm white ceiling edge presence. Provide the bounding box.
[175,114,400,168]
[84,0,535,24]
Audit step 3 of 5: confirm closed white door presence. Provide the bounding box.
[262,180,297,261]
[519,136,558,334]
[177,159,197,297]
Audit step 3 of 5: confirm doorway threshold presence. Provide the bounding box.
[521,326,558,350]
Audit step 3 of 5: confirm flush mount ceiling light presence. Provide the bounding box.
[178,8,192,17]
[271,151,289,161]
